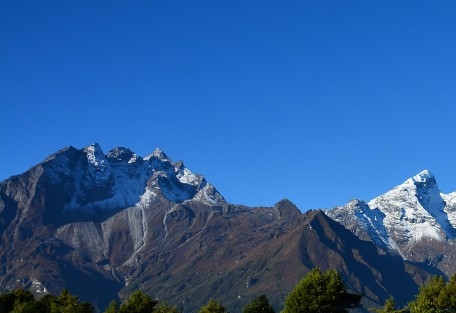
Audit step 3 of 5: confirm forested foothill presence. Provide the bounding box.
[1,268,455,313]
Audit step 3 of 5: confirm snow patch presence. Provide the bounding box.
[85,143,108,171]
[412,170,434,183]
[58,144,225,211]
[193,184,225,205]
[144,148,170,162]
[177,166,200,185]
[32,280,48,294]
[137,187,157,207]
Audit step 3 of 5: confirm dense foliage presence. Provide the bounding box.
[407,275,456,313]
[243,295,275,313]
[0,288,94,313]
[118,289,158,313]
[371,298,405,313]
[282,268,362,313]
[2,269,456,313]
[198,299,228,313]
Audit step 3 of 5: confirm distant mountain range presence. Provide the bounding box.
[1,144,455,312]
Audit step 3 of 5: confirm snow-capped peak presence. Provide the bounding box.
[53,144,226,211]
[145,148,170,162]
[366,170,455,246]
[412,169,434,183]
[326,170,456,258]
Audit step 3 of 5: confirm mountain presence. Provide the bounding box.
[0,144,452,312]
[326,170,456,276]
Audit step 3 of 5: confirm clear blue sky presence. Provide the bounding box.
[1,1,456,211]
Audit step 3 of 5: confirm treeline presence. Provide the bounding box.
[1,268,455,313]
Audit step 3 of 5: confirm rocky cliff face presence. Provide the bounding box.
[0,145,450,312]
[0,144,226,308]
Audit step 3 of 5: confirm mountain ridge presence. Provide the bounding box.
[1,143,455,312]
[326,169,456,275]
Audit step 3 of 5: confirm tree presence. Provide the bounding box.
[371,298,405,313]
[50,289,94,313]
[407,274,456,313]
[198,299,228,313]
[282,268,362,313]
[12,300,49,313]
[243,295,275,313]
[408,275,446,313]
[154,302,180,313]
[104,300,120,313]
[36,294,58,312]
[0,291,19,313]
[437,274,456,311]
[0,288,35,313]
[119,290,157,313]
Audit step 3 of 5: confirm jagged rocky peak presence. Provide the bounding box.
[42,145,79,163]
[326,198,366,219]
[273,199,301,219]
[412,169,435,183]
[368,169,452,241]
[107,147,139,163]
[381,169,445,216]
[18,143,227,212]
[84,143,109,170]
[347,198,368,208]
[326,170,456,258]
[145,148,170,162]
[408,170,440,196]
[39,146,80,181]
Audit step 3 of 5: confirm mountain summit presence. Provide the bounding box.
[1,146,455,312]
[326,170,456,265]
[42,143,225,213]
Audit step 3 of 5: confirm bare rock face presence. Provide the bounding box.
[0,144,226,309]
[0,145,448,312]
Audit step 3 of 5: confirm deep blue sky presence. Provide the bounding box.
[2,1,456,211]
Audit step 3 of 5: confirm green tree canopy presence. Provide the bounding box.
[198,299,228,313]
[408,274,456,313]
[154,302,181,313]
[436,274,456,310]
[51,289,94,313]
[104,300,120,313]
[0,288,35,313]
[0,288,94,313]
[282,268,362,313]
[243,295,275,313]
[119,290,157,313]
[371,297,406,313]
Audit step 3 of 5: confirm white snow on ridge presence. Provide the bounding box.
[353,203,390,248]
[144,148,170,162]
[109,162,151,208]
[177,166,200,185]
[327,170,456,257]
[61,144,224,211]
[128,154,139,163]
[412,169,433,183]
[85,143,108,171]
[367,171,445,246]
[442,192,456,230]
[193,183,225,205]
